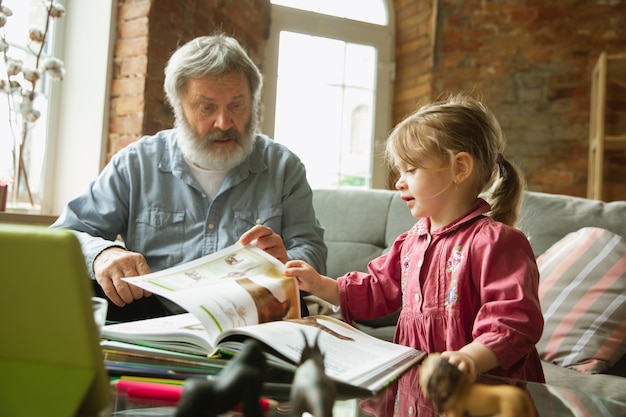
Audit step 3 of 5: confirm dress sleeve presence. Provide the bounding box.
[470,224,543,370]
[337,233,406,324]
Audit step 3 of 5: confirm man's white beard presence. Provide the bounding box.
[176,113,256,171]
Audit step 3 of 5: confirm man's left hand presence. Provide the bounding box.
[239,225,288,263]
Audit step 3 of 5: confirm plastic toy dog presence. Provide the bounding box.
[176,339,267,417]
[289,331,336,417]
[419,353,536,417]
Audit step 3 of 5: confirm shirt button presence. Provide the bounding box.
[255,218,262,224]
[414,293,420,302]
[408,406,414,415]
[208,224,215,230]
[417,259,423,267]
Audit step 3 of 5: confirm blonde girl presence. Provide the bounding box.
[285,94,544,414]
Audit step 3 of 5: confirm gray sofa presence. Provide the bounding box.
[308,188,626,403]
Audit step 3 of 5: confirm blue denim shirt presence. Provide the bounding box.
[52,130,327,280]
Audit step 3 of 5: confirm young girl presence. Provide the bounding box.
[284,94,545,415]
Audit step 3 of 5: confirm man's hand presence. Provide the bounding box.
[93,247,153,307]
[239,225,288,264]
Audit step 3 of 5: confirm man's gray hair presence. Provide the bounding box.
[164,34,263,114]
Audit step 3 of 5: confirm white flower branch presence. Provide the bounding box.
[0,0,66,205]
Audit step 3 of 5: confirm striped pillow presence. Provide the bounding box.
[536,227,626,374]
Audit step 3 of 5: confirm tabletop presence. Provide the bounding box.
[108,371,626,417]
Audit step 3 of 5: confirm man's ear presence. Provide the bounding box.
[453,152,473,183]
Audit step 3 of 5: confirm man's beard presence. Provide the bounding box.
[176,113,256,171]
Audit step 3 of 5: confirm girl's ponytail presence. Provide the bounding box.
[486,155,525,227]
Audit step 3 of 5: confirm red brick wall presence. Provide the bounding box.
[393,0,437,123]
[109,0,625,200]
[393,0,626,200]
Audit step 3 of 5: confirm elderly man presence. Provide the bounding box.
[52,34,327,321]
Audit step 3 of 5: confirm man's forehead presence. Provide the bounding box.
[194,71,249,87]
[184,73,251,100]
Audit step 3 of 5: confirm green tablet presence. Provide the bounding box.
[0,224,111,417]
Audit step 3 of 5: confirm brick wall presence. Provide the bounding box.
[109,0,626,200]
[394,0,626,200]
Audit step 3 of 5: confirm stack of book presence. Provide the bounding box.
[100,243,425,398]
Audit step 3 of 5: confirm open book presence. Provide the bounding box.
[101,243,425,395]
[119,243,302,340]
[102,312,425,395]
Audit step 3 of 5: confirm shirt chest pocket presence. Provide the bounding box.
[232,206,283,236]
[136,209,185,229]
[134,209,186,265]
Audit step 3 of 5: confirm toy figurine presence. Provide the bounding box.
[176,339,267,417]
[290,331,336,417]
[419,353,536,417]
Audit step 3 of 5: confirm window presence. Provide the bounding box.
[0,0,115,215]
[271,0,387,25]
[0,0,55,211]
[263,1,394,189]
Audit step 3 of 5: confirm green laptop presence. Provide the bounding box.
[0,224,111,417]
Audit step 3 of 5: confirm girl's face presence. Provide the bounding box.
[394,158,456,224]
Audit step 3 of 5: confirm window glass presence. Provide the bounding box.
[273,32,376,188]
[271,0,387,25]
[265,1,393,189]
[1,0,58,210]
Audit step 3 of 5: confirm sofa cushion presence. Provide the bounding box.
[536,227,626,374]
[312,188,415,278]
[517,191,626,257]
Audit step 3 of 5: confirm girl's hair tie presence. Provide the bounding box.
[496,153,505,165]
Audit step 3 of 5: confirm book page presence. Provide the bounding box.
[101,313,213,354]
[215,315,425,393]
[124,244,301,344]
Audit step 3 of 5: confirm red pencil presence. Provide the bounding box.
[112,379,279,411]
[113,379,183,403]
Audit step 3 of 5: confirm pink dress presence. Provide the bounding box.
[338,199,545,416]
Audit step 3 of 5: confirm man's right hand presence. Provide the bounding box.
[93,247,153,307]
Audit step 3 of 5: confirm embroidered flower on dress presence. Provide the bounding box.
[401,253,411,303]
[444,246,464,309]
[445,277,459,309]
[446,245,463,273]
[402,254,411,273]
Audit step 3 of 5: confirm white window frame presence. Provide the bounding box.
[261,2,395,189]
[42,0,116,215]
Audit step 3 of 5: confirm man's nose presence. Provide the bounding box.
[214,108,233,130]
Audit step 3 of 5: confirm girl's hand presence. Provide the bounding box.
[441,342,499,383]
[441,350,477,382]
[284,260,340,306]
[284,260,320,292]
